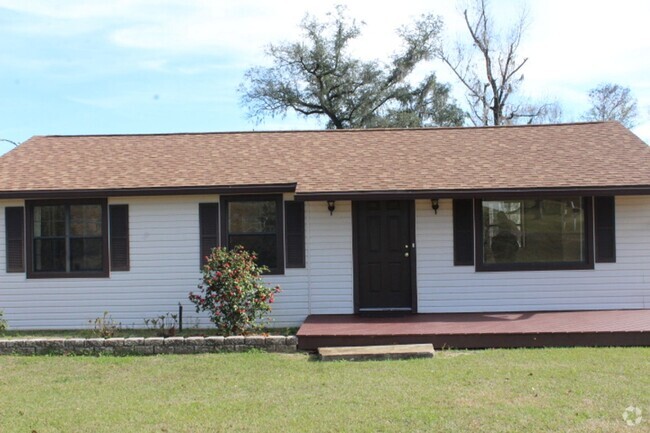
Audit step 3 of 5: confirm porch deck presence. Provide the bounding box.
[296,309,650,351]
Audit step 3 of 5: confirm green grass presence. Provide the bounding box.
[0,348,648,432]
[0,327,298,339]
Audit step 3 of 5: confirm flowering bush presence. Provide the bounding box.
[189,246,281,336]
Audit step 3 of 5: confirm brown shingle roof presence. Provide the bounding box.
[1,121,649,198]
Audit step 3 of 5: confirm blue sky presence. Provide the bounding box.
[1,0,649,155]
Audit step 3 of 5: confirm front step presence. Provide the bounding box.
[318,343,435,361]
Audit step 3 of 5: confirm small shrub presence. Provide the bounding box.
[89,311,121,338]
[144,313,178,337]
[189,246,281,336]
[0,310,7,332]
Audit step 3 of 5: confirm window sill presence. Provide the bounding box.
[26,270,110,279]
[475,261,594,272]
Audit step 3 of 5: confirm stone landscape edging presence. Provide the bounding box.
[0,335,298,355]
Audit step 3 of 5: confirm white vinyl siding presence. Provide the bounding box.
[305,201,354,314]
[1,195,649,330]
[0,196,353,329]
[416,197,650,312]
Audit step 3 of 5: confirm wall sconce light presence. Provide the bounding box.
[327,200,336,215]
[431,199,439,215]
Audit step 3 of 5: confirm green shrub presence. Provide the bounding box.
[89,311,121,338]
[189,246,280,336]
[0,310,7,332]
[144,313,178,337]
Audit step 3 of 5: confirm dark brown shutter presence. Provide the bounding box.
[594,196,616,263]
[199,203,219,266]
[109,205,130,271]
[285,201,305,268]
[453,199,474,266]
[5,207,25,272]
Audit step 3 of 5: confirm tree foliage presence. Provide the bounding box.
[240,6,464,129]
[435,0,555,125]
[583,83,638,128]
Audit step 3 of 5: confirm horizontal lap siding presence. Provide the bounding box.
[10,193,644,328]
[0,196,211,329]
[0,197,351,329]
[416,197,650,312]
[305,201,354,315]
[259,201,352,324]
[262,197,309,327]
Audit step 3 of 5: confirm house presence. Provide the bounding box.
[1,121,650,330]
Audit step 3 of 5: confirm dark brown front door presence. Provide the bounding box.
[354,200,415,312]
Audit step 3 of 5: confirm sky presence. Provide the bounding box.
[0,0,649,155]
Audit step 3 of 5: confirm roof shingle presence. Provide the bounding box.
[0,121,648,197]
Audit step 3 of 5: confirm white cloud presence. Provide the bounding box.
[1,0,649,141]
[0,0,125,19]
[66,94,151,110]
[0,0,454,57]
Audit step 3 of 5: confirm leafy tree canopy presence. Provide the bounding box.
[240,6,464,129]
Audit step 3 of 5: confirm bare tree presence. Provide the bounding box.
[240,6,464,129]
[436,0,552,125]
[583,83,638,128]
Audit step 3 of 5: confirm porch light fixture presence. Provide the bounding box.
[327,200,336,215]
[431,199,439,215]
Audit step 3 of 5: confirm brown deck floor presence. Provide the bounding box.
[297,309,650,350]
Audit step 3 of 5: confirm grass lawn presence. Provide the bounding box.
[0,327,298,339]
[0,348,648,432]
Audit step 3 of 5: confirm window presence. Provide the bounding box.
[26,199,109,278]
[221,195,284,274]
[476,197,593,271]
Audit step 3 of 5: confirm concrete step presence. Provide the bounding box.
[318,343,435,361]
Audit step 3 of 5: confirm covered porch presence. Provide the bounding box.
[296,309,650,351]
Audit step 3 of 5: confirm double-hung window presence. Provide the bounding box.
[27,199,109,278]
[221,195,284,274]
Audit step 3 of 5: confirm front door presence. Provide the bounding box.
[354,200,415,312]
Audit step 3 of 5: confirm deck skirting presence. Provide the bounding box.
[297,310,650,350]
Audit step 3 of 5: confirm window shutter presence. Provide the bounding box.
[285,201,305,268]
[594,196,615,263]
[5,207,25,273]
[199,203,219,266]
[109,205,130,271]
[453,199,474,266]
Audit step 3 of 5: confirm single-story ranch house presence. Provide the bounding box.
[1,121,649,331]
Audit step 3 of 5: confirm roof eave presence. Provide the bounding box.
[3,183,650,201]
[294,185,650,201]
[0,183,297,199]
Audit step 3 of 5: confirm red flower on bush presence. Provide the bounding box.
[188,246,281,336]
